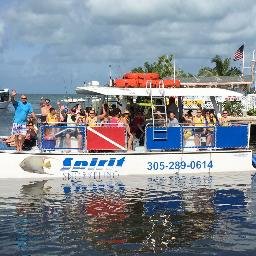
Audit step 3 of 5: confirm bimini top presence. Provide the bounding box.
[76,85,244,97]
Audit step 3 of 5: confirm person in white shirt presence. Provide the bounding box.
[167,112,179,127]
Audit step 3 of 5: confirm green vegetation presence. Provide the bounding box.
[132,54,241,78]
[222,100,243,116]
[132,54,192,78]
[198,55,241,76]
[247,108,256,116]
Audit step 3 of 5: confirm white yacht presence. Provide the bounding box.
[0,89,10,109]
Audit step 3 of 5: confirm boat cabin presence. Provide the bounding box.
[35,81,250,153]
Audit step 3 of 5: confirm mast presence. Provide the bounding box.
[109,64,113,86]
[252,50,256,90]
[173,54,176,83]
[242,44,245,76]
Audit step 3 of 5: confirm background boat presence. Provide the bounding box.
[0,89,10,109]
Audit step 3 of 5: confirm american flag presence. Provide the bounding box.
[233,44,244,61]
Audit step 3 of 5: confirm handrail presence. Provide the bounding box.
[145,124,250,150]
[39,123,127,152]
[39,122,125,127]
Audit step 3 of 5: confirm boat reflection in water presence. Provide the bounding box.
[1,172,255,255]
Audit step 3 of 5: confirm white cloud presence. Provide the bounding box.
[0,0,256,92]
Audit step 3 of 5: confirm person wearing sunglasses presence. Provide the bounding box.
[219,110,230,126]
[10,90,35,151]
[192,109,206,147]
[86,106,107,127]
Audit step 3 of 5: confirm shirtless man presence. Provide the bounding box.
[40,98,52,123]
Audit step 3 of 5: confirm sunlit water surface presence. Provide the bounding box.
[1,173,256,256]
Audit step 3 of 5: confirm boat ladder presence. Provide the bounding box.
[146,80,168,140]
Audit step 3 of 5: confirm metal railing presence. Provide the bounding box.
[145,124,250,151]
[39,122,127,152]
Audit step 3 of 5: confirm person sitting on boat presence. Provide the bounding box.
[22,122,37,151]
[75,116,86,150]
[46,107,60,125]
[158,110,167,126]
[192,109,206,147]
[3,135,16,148]
[167,111,179,127]
[11,90,35,152]
[77,108,87,123]
[43,107,60,147]
[86,107,106,127]
[131,110,145,145]
[167,97,179,119]
[109,108,121,126]
[101,115,110,126]
[180,109,193,126]
[0,138,11,150]
[205,111,218,146]
[203,109,210,120]
[40,98,52,123]
[219,110,230,126]
[110,104,121,116]
[100,103,110,116]
[64,112,78,150]
[181,110,194,142]
[56,101,67,124]
[120,110,134,151]
[27,116,38,133]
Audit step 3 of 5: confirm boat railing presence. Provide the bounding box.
[145,123,250,151]
[19,122,250,152]
[39,122,127,152]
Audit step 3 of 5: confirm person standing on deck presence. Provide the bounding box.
[40,98,52,123]
[86,106,107,127]
[11,90,35,151]
[120,110,134,151]
[192,109,206,147]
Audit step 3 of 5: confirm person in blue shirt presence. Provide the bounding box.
[11,90,35,151]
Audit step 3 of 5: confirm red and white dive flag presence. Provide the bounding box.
[233,44,244,61]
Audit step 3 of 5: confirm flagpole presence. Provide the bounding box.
[242,44,245,76]
[173,54,176,83]
[109,64,112,86]
[252,50,256,90]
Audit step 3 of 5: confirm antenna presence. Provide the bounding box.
[251,50,256,90]
[173,55,176,83]
[109,64,112,86]
[64,79,67,95]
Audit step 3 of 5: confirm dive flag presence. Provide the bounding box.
[233,44,244,61]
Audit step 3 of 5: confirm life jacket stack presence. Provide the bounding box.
[114,72,180,88]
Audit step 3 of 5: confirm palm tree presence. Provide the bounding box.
[198,55,241,77]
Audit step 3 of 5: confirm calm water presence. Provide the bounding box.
[1,95,256,255]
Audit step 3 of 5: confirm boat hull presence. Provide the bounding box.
[0,149,254,179]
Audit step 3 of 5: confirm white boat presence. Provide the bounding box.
[61,97,87,104]
[0,81,255,179]
[0,88,10,109]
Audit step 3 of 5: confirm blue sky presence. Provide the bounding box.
[0,0,256,93]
